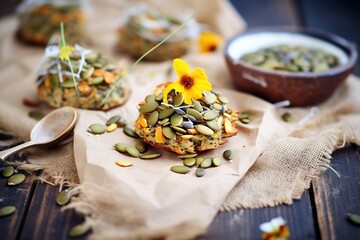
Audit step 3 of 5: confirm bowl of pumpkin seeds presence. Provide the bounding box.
[225,28,357,106]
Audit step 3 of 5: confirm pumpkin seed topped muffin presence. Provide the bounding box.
[134,59,238,154]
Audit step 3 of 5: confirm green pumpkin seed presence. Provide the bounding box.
[239,118,250,124]
[8,173,26,186]
[123,127,139,138]
[139,101,159,113]
[157,105,168,111]
[238,112,250,119]
[192,100,203,112]
[126,146,140,157]
[85,52,98,63]
[61,80,76,88]
[195,157,204,167]
[200,158,213,168]
[135,141,148,153]
[212,157,222,167]
[0,206,16,217]
[206,119,220,131]
[195,168,205,177]
[170,165,191,174]
[28,110,45,120]
[145,94,155,102]
[223,150,233,160]
[183,158,196,167]
[187,109,203,122]
[171,126,187,134]
[159,108,175,119]
[88,76,104,85]
[50,75,59,89]
[56,190,71,206]
[212,103,223,111]
[2,166,15,177]
[282,112,292,122]
[203,110,218,121]
[170,114,183,127]
[139,153,161,159]
[173,93,184,106]
[162,127,176,139]
[69,223,91,237]
[195,125,214,136]
[148,111,159,127]
[88,123,106,134]
[155,92,164,101]
[106,115,121,126]
[80,67,94,79]
[93,61,105,68]
[114,143,130,153]
[224,119,233,133]
[158,118,169,126]
[347,213,360,225]
[204,92,217,104]
[178,153,198,159]
[218,95,229,104]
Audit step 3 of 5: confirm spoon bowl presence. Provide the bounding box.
[0,107,77,161]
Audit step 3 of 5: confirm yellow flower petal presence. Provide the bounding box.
[191,68,212,90]
[59,45,74,61]
[173,58,190,78]
[163,81,184,103]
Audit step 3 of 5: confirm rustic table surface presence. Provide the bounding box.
[1,0,360,239]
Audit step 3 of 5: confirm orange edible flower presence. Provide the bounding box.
[198,31,222,53]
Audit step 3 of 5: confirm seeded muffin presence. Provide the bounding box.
[37,44,130,110]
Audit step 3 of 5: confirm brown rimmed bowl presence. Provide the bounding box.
[224,28,357,106]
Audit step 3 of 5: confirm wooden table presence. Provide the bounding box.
[1,1,360,239]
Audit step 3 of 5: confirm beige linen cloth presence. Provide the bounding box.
[1,0,360,239]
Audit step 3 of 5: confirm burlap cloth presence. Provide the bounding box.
[1,0,360,239]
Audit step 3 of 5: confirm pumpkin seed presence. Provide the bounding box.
[218,95,229,104]
[239,118,250,124]
[282,112,292,122]
[347,213,360,225]
[123,127,139,138]
[28,110,45,120]
[192,99,203,112]
[148,111,159,127]
[170,114,183,127]
[0,206,16,217]
[186,115,197,123]
[203,110,218,121]
[56,190,71,206]
[187,109,203,122]
[135,141,148,153]
[85,52,98,62]
[145,94,156,103]
[93,61,105,68]
[238,112,250,119]
[155,92,164,101]
[115,160,134,167]
[125,146,140,158]
[106,115,121,126]
[173,93,184,106]
[80,67,95,79]
[139,153,161,159]
[195,168,205,177]
[139,101,159,113]
[182,121,194,129]
[158,118,169,126]
[212,103,223,111]
[195,157,204,167]
[159,108,175,119]
[107,123,117,132]
[69,223,91,237]
[195,125,214,136]
[88,76,104,85]
[183,158,196,167]
[171,126,187,134]
[178,153,198,159]
[8,173,26,186]
[162,127,176,139]
[2,166,15,177]
[200,158,213,168]
[204,92,217,104]
[206,119,220,131]
[224,119,233,133]
[114,143,130,153]
[170,165,191,174]
[223,150,233,160]
[212,157,222,167]
[88,123,106,134]
[61,80,76,88]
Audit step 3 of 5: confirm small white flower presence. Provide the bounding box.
[260,217,286,232]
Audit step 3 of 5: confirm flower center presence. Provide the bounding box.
[207,44,217,52]
[180,75,195,89]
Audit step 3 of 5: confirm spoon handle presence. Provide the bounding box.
[0,141,36,161]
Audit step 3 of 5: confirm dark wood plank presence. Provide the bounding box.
[312,144,360,239]
[19,183,87,240]
[203,190,317,239]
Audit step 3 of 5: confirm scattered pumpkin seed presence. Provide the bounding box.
[69,223,91,237]
[203,110,218,121]
[139,101,159,113]
[115,160,134,167]
[106,123,117,132]
[239,118,251,124]
[173,93,184,106]
[218,95,229,104]
[282,112,292,122]
[170,165,191,174]
[163,127,176,139]
[195,168,205,177]
[192,99,203,112]
[123,127,139,138]
[223,150,233,160]
[158,118,169,126]
[125,146,140,158]
[195,125,214,136]
[155,92,164,101]
[139,153,161,159]
[114,143,130,153]
[187,109,203,122]
[88,123,106,134]
[171,126,187,134]
[56,190,71,206]
[145,94,156,102]
[88,76,104,85]
[206,119,221,131]
[204,92,217,104]
[238,112,250,119]
[28,110,45,120]
[178,153,198,159]
[224,119,233,133]
[159,108,175,119]
[106,115,121,126]
[195,157,204,167]
[212,103,223,111]
[8,173,26,186]
[61,80,76,88]
[200,158,213,168]
[0,206,16,217]
[80,67,95,79]
[135,141,148,153]
[183,158,196,167]
[347,213,360,225]
[170,114,183,127]
[2,166,15,177]
[212,157,222,167]
[147,111,159,127]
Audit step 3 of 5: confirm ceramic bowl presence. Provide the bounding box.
[224,28,357,106]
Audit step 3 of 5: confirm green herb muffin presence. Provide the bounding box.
[134,59,238,154]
